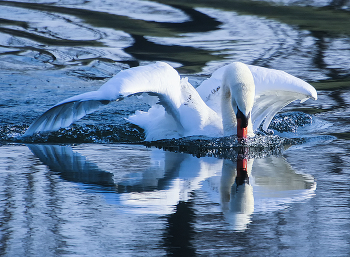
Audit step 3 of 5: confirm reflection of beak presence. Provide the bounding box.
[236,158,248,186]
[236,107,250,139]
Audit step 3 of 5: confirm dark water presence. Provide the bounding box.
[1,0,350,256]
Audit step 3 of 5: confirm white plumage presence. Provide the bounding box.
[24,61,317,140]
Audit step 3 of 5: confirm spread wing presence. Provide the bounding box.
[24,62,182,136]
[247,65,317,131]
[196,63,317,132]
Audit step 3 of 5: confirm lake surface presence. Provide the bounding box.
[1,0,350,256]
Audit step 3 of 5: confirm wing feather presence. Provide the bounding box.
[197,63,317,133]
[25,62,183,136]
[25,100,109,136]
[248,65,317,100]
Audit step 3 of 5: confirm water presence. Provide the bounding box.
[1,0,350,256]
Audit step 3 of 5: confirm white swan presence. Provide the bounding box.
[24,61,317,140]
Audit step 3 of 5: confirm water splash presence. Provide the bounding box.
[267,111,312,133]
[0,111,332,152]
[144,134,306,159]
[0,123,145,144]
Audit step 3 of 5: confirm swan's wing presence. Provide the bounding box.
[248,65,317,100]
[196,67,225,114]
[128,77,223,140]
[251,92,299,131]
[24,95,109,136]
[196,63,317,131]
[24,62,182,136]
[247,65,317,131]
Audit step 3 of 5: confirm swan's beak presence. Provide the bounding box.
[236,108,250,139]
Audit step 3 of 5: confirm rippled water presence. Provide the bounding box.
[1,0,350,256]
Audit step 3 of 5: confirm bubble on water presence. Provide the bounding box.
[267,112,313,133]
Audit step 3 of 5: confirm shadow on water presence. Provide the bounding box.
[311,30,350,81]
[154,0,350,36]
[0,0,223,73]
[163,200,197,257]
[125,34,222,73]
[2,0,349,75]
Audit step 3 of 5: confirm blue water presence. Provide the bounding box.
[1,0,350,256]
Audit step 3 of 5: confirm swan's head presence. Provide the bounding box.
[222,62,255,139]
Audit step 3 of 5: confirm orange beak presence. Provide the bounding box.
[236,107,250,139]
[237,118,248,139]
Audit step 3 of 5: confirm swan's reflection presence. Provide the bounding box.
[27,144,316,230]
[220,158,254,231]
[208,153,316,230]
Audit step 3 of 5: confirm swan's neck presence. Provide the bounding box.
[221,62,255,137]
[221,86,238,136]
